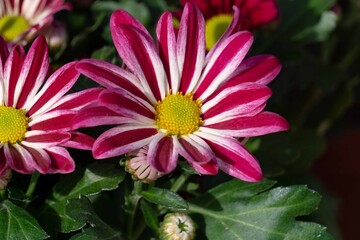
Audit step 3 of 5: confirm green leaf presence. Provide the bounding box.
[38,162,125,234]
[0,200,48,240]
[189,179,332,240]
[65,196,123,240]
[140,187,188,211]
[140,199,159,233]
[91,46,116,61]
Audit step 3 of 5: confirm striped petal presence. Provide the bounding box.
[93,125,158,159]
[202,83,272,124]
[76,59,149,102]
[156,12,180,93]
[61,131,95,150]
[24,147,51,174]
[110,9,150,38]
[189,160,218,175]
[177,3,205,94]
[0,36,9,80]
[14,36,49,109]
[29,110,77,131]
[111,14,167,103]
[23,130,71,148]
[196,131,262,182]
[25,62,80,117]
[195,31,253,101]
[177,134,214,164]
[4,144,36,174]
[46,147,75,174]
[148,133,178,173]
[72,103,130,129]
[203,112,289,137]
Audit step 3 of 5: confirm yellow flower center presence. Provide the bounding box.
[0,15,30,41]
[155,93,202,136]
[205,14,233,51]
[0,106,28,144]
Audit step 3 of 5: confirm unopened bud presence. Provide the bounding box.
[160,213,195,240]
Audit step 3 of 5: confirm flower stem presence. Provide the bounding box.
[170,173,189,193]
[25,171,40,197]
[126,181,143,240]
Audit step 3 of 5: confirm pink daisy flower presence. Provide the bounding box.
[0,35,101,175]
[75,3,288,182]
[0,0,70,45]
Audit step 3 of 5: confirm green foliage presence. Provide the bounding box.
[140,187,188,211]
[189,179,332,240]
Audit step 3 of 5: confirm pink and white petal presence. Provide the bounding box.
[176,134,214,164]
[61,131,95,150]
[188,160,218,175]
[25,62,80,117]
[51,87,103,111]
[23,147,51,174]
[0,149,9,175]
[99,89,155,121]
[177,3,205,93]
[196,132,262,182]
[203,112,289,137]
[156,12,180,93]
[148,133,178,173]
[22,130,71,148]
[76,59,149,102]
[111,24,167,103]
[202,84,272,124]
[225,55,282,87]
[46,147,75,174]
[14,36,49,109]
[4,144,36,174]
[3,45,25,107]
[110,9,150,38]
[72,103,131,129]
[29,110,76,131]
[93,125,158,159]
[206,6,241,61]
[0,36,9,79]
[195,31,254,101]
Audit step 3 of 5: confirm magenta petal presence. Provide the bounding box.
[93,125,158,159]
[189,160,218,175]
[4,46,25,107]
[27,62,80,116]
[0,149,9,175]
[148,134,178,173]
[156,12,180,92]
[4,144,35,174]
[111,24,166,102]
[225,55,282,87]
[51,87,103,111]
[177,135,214,164]
[61,131,95,150]
[46,147,75,174]
[0,36,9,79]
[110,9,150,38]
[76,59,149,102]
[72,103,129,129]
[16,36,49,109]
[177,3,205,93]
[195,31,254,100]
[29,110,77,131]
[23,131,71,148]
[204,112,289,137]
[197,132,263,182]
[24,147,51,174]
[99,89,154,120]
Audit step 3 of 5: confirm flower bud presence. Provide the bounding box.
[0,168,12,190]
[160,213,195,240]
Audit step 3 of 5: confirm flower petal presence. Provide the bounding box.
[196,132,262,182]
[202,83,272,124]
[188,160,218,175]
[177,3,205,93]
[0,36,9,80]
[26,62,80,117]
[203,112,289,137]
[111,16,167,103]
[76,59,149,102]
[4,144,35,174]
[148,133,178,173]
[29,110,77,131]
[15,36,49,109]
[156,12,180,93]
[23,130,71,148]
[23,147,51,174]
[93,125,158,159]
[177,134,214,164]
[61,131,95,150]
[46,147,75,174]
[195,31,253,101]
[110,9,150,38]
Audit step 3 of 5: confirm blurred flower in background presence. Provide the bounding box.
[0,0,70,46]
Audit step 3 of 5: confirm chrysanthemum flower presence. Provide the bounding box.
[176,0,279,50]
[0,0,70,45]
[75,3,288,181]
[0,36,101,175]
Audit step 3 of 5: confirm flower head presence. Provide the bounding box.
[75,3,288,181]
[176,0,279,50]
[160,213,196,240]
[0,0,70,45]
[0,35,100,175]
